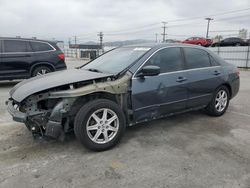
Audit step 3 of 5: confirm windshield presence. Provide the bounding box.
[83,47,150,74]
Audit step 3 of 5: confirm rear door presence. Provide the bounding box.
[183,47,224,108]
[0,39,33,79]
[131,47,188,122]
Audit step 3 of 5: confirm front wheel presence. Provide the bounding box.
[205,86,230,116]
[74,99,126,151]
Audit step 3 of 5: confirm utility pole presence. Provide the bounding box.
[73,36,77,58]
[68,38,71,46]
[155,33,158,43]
[205,18,213,39]
[161,22,167,42]
[98,32,104,54]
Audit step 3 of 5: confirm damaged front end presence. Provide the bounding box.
[7,72,131,139]
[7,94,76,139]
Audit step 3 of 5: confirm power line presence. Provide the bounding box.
[166,7,250,23]
[104,23,160,34]
[105,25,159,36]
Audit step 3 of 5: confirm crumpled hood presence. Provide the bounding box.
[10,69,112,102]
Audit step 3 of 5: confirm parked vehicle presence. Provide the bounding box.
[0,37,66,80]
[182,37,212,47]
[7,43,240,151]
[211,37,249,47]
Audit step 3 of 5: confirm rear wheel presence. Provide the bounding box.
[74,99,126,151]
[205,86,230,116]
[32,65,52,77]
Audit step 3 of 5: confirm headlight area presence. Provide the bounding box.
[20,94,76,139]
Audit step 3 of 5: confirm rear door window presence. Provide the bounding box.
[4,40,31,53]
[30,41,53,52]
[183,48,211,69]
[209,55,219,66]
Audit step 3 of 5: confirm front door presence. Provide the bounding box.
[131,47,188,122]
[0,39,32,79]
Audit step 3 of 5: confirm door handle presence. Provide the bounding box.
[176,76,187,83]
[213,70,221,76]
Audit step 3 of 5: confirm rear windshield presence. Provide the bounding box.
[83,47,150,74]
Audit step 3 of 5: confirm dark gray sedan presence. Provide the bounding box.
[7,43,240,151]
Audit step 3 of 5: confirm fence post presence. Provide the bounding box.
[246,45,250,68]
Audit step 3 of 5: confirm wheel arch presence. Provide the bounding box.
[221,83,232,99]
[69,92,122,116]
[29,62,55,76]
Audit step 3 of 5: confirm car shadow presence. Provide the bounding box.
[0,81,20,87]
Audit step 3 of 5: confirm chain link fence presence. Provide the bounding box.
[209,46,250,68]
[63,45,250,68]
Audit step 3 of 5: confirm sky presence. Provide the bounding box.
[0,0,250,43]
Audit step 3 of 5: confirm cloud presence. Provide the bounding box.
[0,0,249,42]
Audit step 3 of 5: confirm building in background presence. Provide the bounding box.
[64,44,101,59]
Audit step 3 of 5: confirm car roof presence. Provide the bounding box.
[121,42,207,50]
[0,37,56,44]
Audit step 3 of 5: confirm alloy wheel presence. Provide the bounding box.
[215,90,228,112]
[86,108,119,144]
[36,69,49,76]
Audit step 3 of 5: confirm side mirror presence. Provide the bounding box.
[137,65,160,77]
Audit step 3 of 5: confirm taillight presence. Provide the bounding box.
[58,53,65,61]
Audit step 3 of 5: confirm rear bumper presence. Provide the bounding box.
[6,100,27,123]
[230,77,240,99]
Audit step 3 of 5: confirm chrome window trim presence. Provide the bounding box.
[0,39,56,54]
[132,46,221,80]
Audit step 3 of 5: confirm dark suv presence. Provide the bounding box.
[0,37,66,80]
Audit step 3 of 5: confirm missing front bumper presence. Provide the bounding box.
[6,100,27,123]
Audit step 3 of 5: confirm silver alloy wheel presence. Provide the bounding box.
[86,108,119,144]
[37,69,48,76]
[215,90,228,112]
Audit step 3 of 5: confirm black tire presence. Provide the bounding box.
[235,43,241,47]
[74,99,126,151]
[205,86,230,116]
[31,65,52,77]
